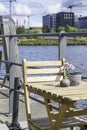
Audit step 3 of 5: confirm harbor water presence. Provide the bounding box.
[18,45,87,77]
[0,45,87,77]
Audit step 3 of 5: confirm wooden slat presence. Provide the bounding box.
[25,60,62,67]
[26,68,60,74]
[27,75,62,82]
[27,80,87,93]
[65,109,87,117]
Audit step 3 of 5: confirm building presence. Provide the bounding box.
[78,16,87,29]
[43,14,56,32]
[74,15,78,28]
[56,12,74,28]
[43,12,75,32]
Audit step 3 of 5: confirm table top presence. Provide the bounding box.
[26,79,87,103]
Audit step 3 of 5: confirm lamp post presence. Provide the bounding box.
[9,0,16,16]
[0,0,16,16]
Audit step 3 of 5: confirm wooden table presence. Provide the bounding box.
[26,79,87,130]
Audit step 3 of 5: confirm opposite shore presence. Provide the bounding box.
[0,37,87,46]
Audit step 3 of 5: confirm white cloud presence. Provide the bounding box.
[30,21,42,27]
[14,3,31,16]
[24,0,60,5]
[45,4,62,14]
[0,3,8,14]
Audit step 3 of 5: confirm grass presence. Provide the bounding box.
[1,37,87,46]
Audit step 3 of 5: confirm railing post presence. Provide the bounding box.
[9,36,22,115]
[12,77,20,126]
[6,77,23,130]
[59,31,67,60]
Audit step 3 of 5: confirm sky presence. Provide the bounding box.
[0,0,87,28]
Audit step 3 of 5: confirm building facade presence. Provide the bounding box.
[78,16,87,29]
[56,12,74,28]
[43,12,75,32]
[43,14,56,32]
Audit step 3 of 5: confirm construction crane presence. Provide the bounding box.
[13,14,37,28]
[0,0,16,16]
[13,11,45,28]
[68,3,82,12]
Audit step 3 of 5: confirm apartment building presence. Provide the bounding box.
[78,16,87,29]
[56,12,74,28]
[43,14,56,32]
[43,12,75,32]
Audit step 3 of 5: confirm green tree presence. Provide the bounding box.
[16,26,25,34]
[65,25,78,32]
[57,25,78,32]
[43,25,50,33]
[30,29,42,34]
[56,26,65,32]
[65,25,70,32]
[25,29,31,34]
[25,28,42,34]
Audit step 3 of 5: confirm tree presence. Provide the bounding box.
[57,25,78,32]
[16,26,25,34]
[30,29,42,34]
[56,26,65,32]
[65,25,78,32]
[43,25,50,33]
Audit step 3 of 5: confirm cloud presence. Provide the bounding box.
[30,21,42,27]
[27,0,60,5]
[0,3,8,14]
[14,3,31,16]
[63,0,87,7]
[44,4,61,14]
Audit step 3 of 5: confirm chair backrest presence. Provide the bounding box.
[22,59,64,130]
[22,59,64,84]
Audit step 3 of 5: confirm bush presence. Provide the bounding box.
[18,38,58,46]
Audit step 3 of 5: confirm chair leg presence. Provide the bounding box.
[70,127,76,130]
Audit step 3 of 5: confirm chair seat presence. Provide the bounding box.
[28,116,87,130]
[62,115,87,128]
[28,117,50,130]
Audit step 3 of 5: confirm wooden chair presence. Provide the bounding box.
[22,59,63,130]
[22,59,87,130]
